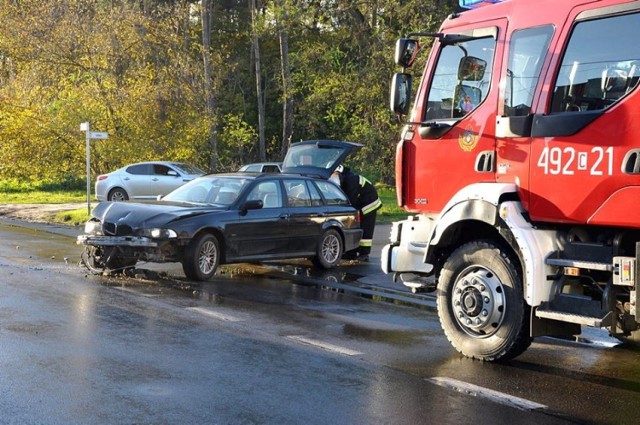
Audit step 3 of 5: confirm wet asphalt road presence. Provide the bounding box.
[1,221,640,424]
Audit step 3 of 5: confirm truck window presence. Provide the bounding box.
[425,36,496,121]
[550,12,640,113]
[504,26,554,117]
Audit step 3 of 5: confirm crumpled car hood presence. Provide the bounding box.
[91,201,225,230]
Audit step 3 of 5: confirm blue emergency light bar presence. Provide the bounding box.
[459,0,503,9]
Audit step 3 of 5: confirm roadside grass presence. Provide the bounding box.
[377,186,409,223]
[0,190,86,204]
[53,209,91,226]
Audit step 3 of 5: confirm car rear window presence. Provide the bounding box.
[262,165,281,173]
[173,163,205,175]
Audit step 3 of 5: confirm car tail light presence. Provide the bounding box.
[357,211,361,224]
[97,175,108,181]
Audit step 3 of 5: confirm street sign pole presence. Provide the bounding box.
[80,122,108,215]
[81,122,91,215]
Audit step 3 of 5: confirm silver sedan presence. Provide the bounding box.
[95,161,205,201]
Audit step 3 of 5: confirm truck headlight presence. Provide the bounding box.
[144,228,178,239]
[390,221,402,244]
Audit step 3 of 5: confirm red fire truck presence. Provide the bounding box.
[383,0,640,361]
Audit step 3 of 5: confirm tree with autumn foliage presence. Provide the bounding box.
[0,0,457,186]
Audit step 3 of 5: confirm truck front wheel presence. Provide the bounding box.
[437,240,531,361]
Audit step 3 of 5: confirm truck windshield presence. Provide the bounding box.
[424,36,495,121]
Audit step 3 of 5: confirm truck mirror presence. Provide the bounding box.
[390,73,412,116]
[395,38,420,68]
[458,56,486,81]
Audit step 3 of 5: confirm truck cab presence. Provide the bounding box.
[384,0,640,361]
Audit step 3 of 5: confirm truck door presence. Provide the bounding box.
[494,24,555,206]
[527,4,640,225]
[404,20,506,213]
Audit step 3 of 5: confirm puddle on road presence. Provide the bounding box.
[0,222,81,266]
[342,323,423,346]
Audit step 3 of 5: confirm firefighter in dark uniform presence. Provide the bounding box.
[331,165,382,261]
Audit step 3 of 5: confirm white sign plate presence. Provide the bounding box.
[89,131,109,139]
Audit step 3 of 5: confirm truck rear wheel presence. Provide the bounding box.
[437,240,531,361]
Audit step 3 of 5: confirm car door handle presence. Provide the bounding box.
[279,214,289,219]
[152,178,159,181]
[123,177,130,181]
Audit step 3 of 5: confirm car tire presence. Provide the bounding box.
[183,233,220,281]
[437,240,531,361]
[312,228,343,269]
[108,188,129,201]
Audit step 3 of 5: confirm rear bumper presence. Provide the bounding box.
[343,228,363,252]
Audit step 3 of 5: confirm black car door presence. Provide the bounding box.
[283,179,326,254]
[225,179,289,260]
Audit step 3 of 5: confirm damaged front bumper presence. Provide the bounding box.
[77,234,159,248]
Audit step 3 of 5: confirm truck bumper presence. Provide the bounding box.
[380,218,433,275]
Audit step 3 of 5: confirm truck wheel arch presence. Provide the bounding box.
[427,194,558,307]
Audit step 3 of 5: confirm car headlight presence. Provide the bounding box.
[84,220,102,235]
[144,228,178,239]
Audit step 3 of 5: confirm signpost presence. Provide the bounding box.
[80,122,109,214]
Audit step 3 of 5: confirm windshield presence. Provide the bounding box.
[172,163,206,175]
[163,176,252,205]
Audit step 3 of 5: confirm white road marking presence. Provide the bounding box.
[286,335,363,356]
[428,377,547,411]
[186,307,243,322]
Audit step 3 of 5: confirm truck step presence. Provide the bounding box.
[545,257,612,271]
[535,307,611,327]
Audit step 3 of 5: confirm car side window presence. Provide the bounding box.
[246,181,282,208]
[126,164,151,175]
[284,180,311,207]
[550,12,640,113]
[307,182,323,206]
[315,181,349,206]
[153,164,174,176]
[245,164,260,172]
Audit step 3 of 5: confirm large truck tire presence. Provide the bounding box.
[437,240,531,361]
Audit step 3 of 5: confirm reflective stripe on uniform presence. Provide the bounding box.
[361,198,382,215]
[359,239,372,247]
[359,175,371,187]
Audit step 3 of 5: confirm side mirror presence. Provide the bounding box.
[394,38,420,68]
[167,170,179,177]
[453,84,482,116]
[156,194,164,201]
[390,73,412,116]
[242,199,263,212]
[458,56,487,81]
